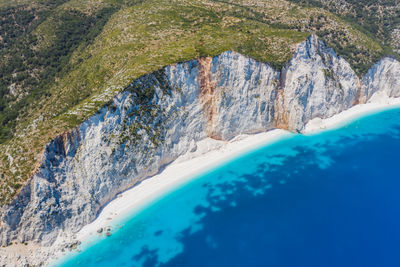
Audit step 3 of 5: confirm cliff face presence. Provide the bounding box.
[279,35,359,131]
[360,57,400,102]
[0,35,399,259]
[203,52,279,140]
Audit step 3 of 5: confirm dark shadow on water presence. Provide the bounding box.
[162,131,400,267]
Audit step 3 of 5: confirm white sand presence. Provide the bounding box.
[47,95,400,267]
[76,129,291,242]
[74,95,400,248]
[304,94,400,134]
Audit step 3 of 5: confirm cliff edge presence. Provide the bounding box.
[1,35,399,266]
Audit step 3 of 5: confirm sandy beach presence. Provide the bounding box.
[77,96,400,244]
[303,94,400,134]
[75,129,291,242]
[70,96,400,243]
[51,96,400,265]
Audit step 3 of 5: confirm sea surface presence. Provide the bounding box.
[59,108,400,267]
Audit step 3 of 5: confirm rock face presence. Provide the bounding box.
[277,35,359,131]
[200,52,279,140]
[0,35,399,264]
[359,57,400,102]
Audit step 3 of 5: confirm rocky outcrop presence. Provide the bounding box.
[278,35,359,131]
[359,57,400,103]
[0,34,399,265]
[203,52,279,140]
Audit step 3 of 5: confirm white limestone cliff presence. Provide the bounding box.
[0,35,399,266]
[277,35,359,131]
[360,57,400,103]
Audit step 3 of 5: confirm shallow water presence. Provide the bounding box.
[59,108,400,267]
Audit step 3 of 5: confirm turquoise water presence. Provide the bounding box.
[59,107,400,267]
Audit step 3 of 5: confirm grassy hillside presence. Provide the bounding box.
[287,0,400,52]
[0,0,132,143]
[0,0,396,204]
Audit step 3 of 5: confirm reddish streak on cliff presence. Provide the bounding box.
[272,72,289,130]
[198,56,221,139]
[274,89,289,130]
[33,151,44,175]
[353,78,362,105]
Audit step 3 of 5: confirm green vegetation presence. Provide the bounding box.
[0,0,398,204]
[322,68,334,79]
[288,0,400,70]
[0,1,124,143]
[0,1,66,142]
[118,71,172,149]
[288,0,400,42]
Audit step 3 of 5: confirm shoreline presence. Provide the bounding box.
[77,129,292,241]
[51,129,292,266]
[33,96,400,266]
[303,94,400,134]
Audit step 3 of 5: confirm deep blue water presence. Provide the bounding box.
[59,108,400,267]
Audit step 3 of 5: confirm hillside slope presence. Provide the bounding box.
[1,0,398,206]
[288,0,400,53]
[0,35,400,266]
